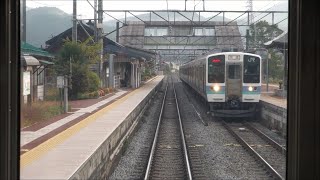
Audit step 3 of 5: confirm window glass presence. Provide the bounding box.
[228,65,241,79]
[157,28,168,36]
[208,55,225,83]
[194,28,203,36]
[145,28,156,36]
[243,55,260,83]
[204,28,215,36]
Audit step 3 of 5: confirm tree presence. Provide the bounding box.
[248,20,283,48]
[248,20,284,83]
[53,39,102,99]
[264,50,284,83]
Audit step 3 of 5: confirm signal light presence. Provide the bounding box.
[212,59,221,63]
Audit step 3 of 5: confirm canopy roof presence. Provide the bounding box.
[264,31,288,48]
[21,42,54,58]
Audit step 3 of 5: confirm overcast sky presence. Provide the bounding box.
[26,0,287,21]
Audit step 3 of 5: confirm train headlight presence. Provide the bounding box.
[248,86,253,91]
[213,85,220,92]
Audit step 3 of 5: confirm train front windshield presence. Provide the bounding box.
[243,55,260,83]
[208,55,225,83]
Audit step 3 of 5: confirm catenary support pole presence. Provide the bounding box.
[72,0,77,42]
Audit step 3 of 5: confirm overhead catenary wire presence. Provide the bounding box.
[203,1,286,54]
[177,1,283,61]
[177,0,201,61]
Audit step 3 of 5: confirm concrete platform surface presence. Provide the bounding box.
[20,76,164,179]
[260,93,287,109]
[21,90,128,147]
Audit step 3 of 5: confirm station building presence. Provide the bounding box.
[45,21,156,89]
[21,41,54,104]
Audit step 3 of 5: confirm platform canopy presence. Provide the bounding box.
[264,31,288,49]
[21,55,40,66]
[21,41,54,58]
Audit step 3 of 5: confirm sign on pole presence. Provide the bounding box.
[57,76,65,88]
[23,71,30,95]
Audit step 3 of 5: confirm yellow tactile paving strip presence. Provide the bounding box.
[20,81,149,169]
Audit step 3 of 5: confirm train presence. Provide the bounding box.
[179,52,262,118]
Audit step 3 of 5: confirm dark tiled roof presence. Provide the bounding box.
[46,21,155,60]
[45,21,119,53]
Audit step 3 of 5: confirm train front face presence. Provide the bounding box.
[206,53,261,117]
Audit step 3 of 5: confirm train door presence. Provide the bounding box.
[226,63,242,100]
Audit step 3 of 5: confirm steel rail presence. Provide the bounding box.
[244,122,287,153]
[144,76,193,180]
[144,80,168,180]
[173,76,193,180]
[222,121,284,180]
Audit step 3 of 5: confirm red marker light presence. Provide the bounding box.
[212,59,221,63]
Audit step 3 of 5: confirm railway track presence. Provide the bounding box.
[144,77,192,180]
[222,121,286,180]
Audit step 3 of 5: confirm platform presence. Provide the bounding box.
[259,93,287,136]
[20,75,164,179]
[260,93,287,109]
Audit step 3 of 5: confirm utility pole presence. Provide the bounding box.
[98,0,104,87]
[72,0,77,42]
[21,0,26,42]
[203,0,205,11]
[267,52,270,92]
[246,29,249,51]
[94,0,98,42]
[109,54,115,89]
[283,43,287,92]
[185,0,187,11]
[65,0,76,113]
[246,0,253,51]
[116,22,120,43]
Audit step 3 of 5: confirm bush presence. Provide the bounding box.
[68,63,100,99]
[142,68,152,81]
[77,91,99,100]
[21,101,63,128]
[100,88,113,96]
[45,88,60,101]
[87,71,100,92]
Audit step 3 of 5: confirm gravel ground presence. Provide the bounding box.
[174,76,271,179]
[108,78,166,180]
[109,75,278,179]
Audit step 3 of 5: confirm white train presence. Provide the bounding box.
[179,52,262,117]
